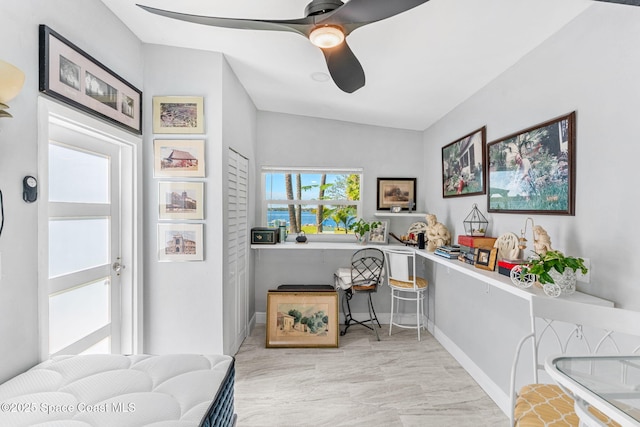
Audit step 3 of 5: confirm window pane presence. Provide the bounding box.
[49,144,109,203]
[49,279,110,354]
[267,204,357,234]
[49,218,109,277]
[265,173,360,201]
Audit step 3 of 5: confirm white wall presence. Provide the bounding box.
[0,0,143,382]
[143,45,257,355]
[421,2,640,404]
[253,112,424,315]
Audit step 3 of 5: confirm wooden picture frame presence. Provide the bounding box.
[157,223,204,262]
[154,139,205,178]
[487,112,576,215]
[266,290,338,348]
[153,96,204,134]
[158,181,204,220]
[39,25,142,135]
[442,127,486,198]
[376,178,416,211]
[369,220,389,245]
[474,247,498,271]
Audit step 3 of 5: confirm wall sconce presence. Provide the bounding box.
[0,60,26,118]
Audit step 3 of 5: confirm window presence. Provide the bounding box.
[262,167,362,236]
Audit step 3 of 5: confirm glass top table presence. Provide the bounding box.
[546,355,640,427]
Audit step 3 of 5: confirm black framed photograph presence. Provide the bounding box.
[39,25,142,135]
[474,247,498,271]
[442,127,486,198]
[487,112,576,215]
[376,178,416,211]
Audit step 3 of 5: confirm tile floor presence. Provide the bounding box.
[233,324,509,427]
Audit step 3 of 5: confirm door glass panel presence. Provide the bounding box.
[49,144,109,203]
[80,337,110,355]
[49,218,109,277]
[49,278,110,354]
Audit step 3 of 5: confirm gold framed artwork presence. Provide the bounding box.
[158,181,204,220]
[474,247,498,271]
[266,290,338,348]
[153,96,204,134]
[154,139,205,178]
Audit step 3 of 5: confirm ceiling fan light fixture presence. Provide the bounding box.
[309,26,344,49]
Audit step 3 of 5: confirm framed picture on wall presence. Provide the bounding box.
[487,112,576,215]
[39,25,142,135]
[153,96,204,134]
[442,127,486,198]
[158,181,204,220]
[157,223,204,262]
[376,178,416,211]
[154,139,205,178]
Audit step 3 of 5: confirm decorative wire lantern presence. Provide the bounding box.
[463,204,488,237]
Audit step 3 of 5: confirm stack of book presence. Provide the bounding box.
[456,235,498,265]
[434,245,461,259]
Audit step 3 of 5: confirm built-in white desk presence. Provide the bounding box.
[251,242,611,306]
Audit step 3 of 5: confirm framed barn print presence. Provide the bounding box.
[487,112,576,215]
[154,139,205,178]
[442,127,486,198]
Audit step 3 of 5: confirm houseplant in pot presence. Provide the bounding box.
[521,249,589,297]
[349,218,381,244]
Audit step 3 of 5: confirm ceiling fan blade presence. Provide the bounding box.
[320,0,430,27]
[137,4,315,37]
[320,41,365,93]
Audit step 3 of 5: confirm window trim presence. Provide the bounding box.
[261,166,363,240]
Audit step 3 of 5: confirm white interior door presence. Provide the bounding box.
[228,149,249,352]
[38,99,140,358]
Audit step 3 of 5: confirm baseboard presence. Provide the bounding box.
[433,325,510,416]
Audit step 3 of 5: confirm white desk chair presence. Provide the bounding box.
[384,248,428,341]
[334,247,385,340]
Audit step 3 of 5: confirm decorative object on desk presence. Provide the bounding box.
[295,231,307,243]
[389,232,416,246]
[417,232,425,249]
[39,25,142,134]
[487,112,576,215]
[497,258,526,277]
[250,227,278,245]
[519,217,553,257]
[154,139,205,178]
[368,221,388,245]
[395,221,427,246]
[376,178,416,211]
[474,247,498,271]
[425,214,451,252]
[153,96,204,134]
[442,127,486,198]
[521,250,588,297]
[463,203,488,236]
[266,290,338,348]
[349,218,381,245]
[493,232,520,260]
[510,265,537,289]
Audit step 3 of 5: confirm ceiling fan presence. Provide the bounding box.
[137,0,430,93]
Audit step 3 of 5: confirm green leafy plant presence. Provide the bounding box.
[348,218,381,241]
[522,250,588,284]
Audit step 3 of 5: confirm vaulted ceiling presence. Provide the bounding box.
[101,0,630,131]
